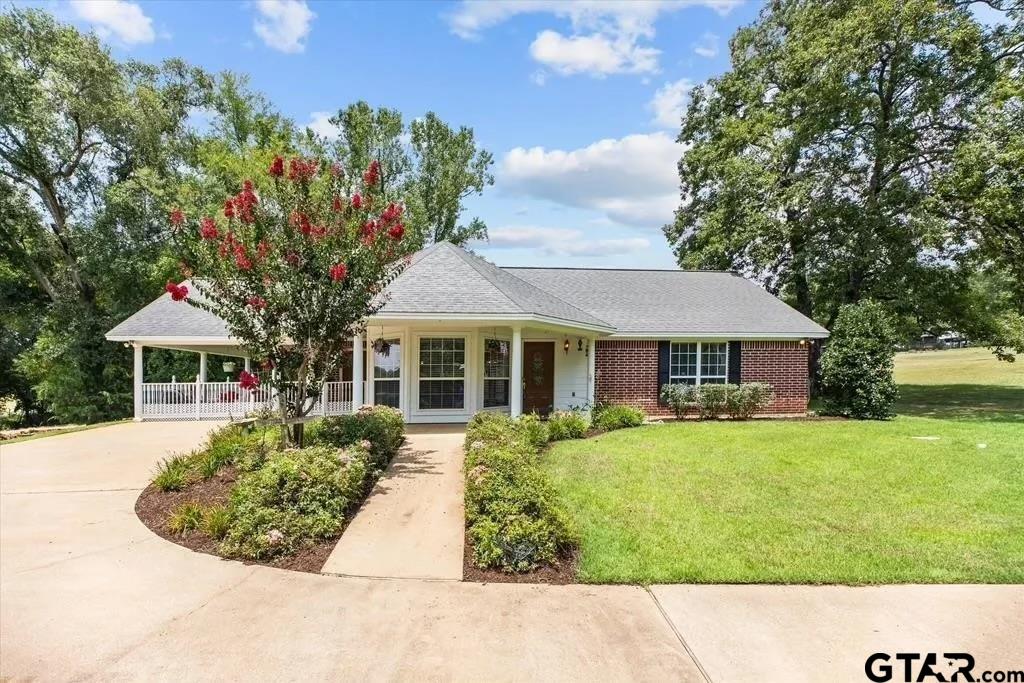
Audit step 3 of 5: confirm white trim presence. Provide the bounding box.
[607,331,827,340]
[481,335,512,410]
[369,312,614,334]
[510,326,523,417]
[105,335,243,344]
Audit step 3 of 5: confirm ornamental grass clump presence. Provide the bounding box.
[153,455,192,492]
[463,413,577,573]
[547,410,589,440]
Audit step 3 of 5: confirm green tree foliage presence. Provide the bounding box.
[819,300,900,419]
[0,9,211,422]
[665,0,1020,356]
[321,103,494,249]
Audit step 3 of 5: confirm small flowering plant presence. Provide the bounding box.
[168,156,410,445]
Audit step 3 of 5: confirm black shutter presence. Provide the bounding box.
[728,341,742,384]
[657,341,671,401]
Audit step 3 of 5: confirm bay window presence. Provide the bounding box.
[483,338,510,408]
[669,342,728,385]
[418,337,465,410]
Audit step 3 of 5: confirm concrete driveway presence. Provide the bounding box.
[2,422,1021,681]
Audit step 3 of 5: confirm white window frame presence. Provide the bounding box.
[481,337,511,409]
[669,341,729,385]
[416,335,468,412]
[372,338,402,410]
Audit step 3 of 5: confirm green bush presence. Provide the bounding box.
[463,414,577,573]
[516,413,549,449]
[307,405,405,466]
[660,383,692,418]
[820,300,900,420]
[725,382,772,419]
[220,445,371,560]
[591,403,646,431]
[168,501,204,535]
[153,455,192,492]
[693,383,730,419]
[202,504,232,540]
[547,410,589,440]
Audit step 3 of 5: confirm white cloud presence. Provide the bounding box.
[253,0,315,54]
[649,78,693,129]
[476,226,650,257]
[530,30,658,76]
[692,31,719,58]
[306,111,339,140]
[500,132,684,228]
[446,0,740,78]
[69,0,155,45]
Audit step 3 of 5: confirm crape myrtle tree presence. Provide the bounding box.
[168,155,412,446]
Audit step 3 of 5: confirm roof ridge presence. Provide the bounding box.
[505,266,741,274]
[436,242,523,313]
[445,243,613,328]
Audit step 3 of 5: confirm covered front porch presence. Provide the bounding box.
[124,318,602,424]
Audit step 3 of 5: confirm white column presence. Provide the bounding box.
[510,325,523,417]
[199,352,208,382]
[587,336,597,406]
[243,357,251,373]
[133,344,144,422]
[352,333,364,408]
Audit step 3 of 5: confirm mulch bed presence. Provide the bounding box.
[461,531,578,585]
[134,466,339,574]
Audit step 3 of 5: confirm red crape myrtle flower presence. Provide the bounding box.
[363,160,380,186]
[351,192,363,209]
[239,370,260,391]
[223,198,235,219]
[268,155,284,177]
[164,281,188,301]
[329,262,348,282]
[200,217,219,240]
[234,180,258,224]
[169,208,185,227]
[288,158,318,183]
[246,296,267,310]
[332,195,344,212]
[388,223,405,241]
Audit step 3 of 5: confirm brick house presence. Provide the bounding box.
[107,242,828,422]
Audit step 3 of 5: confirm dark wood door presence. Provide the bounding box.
[523,342,555,416]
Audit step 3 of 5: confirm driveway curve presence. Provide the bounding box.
[0,422,701,681]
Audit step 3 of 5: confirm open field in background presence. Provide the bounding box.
[543,346,1024,584]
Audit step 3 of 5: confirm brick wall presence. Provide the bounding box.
[594,339,810,417]
[740,341,809,414]
[594,340,674,417]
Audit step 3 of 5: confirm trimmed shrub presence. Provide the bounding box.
[591,403,646,431]
[660,383,692,418]
[220,444,371,560]
[153,455,191,492]
[307,405,405,466]
[168,501,204,535]
[463,415,577,572]
[820,300,899,420]
[547,410,589,440]
[726,382,772,419]
[693,383,730,419]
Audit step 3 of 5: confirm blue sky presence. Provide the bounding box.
[39,0,764,268]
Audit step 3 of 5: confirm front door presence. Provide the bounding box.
[523,341,555,416]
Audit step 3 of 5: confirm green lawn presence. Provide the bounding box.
[543,348,1024,584]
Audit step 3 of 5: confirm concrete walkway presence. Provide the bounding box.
[2,422,1021,681]
[322,425,465,580]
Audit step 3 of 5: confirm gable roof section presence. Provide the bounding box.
[377,242,611,329]
[509,267,829,338]
[106,281,228,341]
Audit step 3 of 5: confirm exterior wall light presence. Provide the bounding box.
[577,338,583,351]
[563,339,570,354]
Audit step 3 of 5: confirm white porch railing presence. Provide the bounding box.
[140,381,361,421]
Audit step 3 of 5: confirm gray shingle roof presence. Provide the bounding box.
[106,243,828,340]
[378,242,610,328]
[509,267,829,337]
